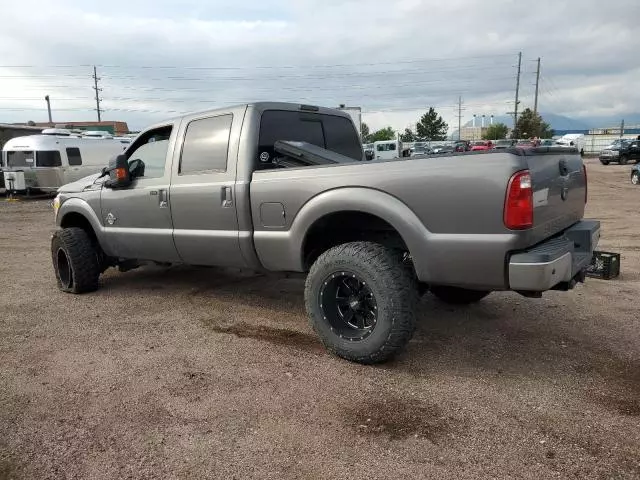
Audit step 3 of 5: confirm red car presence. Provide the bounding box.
[470,141,493,151]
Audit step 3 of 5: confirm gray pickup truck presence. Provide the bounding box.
[51,102,600,364]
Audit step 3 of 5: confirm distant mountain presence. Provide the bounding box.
[575,114,640,128]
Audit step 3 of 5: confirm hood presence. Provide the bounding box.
[57,173,104,194]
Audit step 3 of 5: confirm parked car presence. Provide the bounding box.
[600,139,640,165]
[411,144,432,156]
[631,164,640,185]
[494,139,516,150]
[51,101,599,364]
[470,141,494,151]
[454,140,471,152]
[431,144,455,154]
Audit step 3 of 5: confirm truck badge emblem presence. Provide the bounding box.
[260,152,270,162]
[106,213,117,225]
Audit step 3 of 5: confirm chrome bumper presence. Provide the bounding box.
[509,220,600,292]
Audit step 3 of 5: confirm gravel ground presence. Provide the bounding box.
[1,158,639,479]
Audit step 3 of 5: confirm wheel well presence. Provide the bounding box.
[302,211,409,270]
[60,212,98,245]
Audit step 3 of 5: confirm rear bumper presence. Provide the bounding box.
[508,220,600,292]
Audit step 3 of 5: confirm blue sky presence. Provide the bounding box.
[1,0,638,132]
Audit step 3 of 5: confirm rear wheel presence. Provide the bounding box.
[51,227,100,293]
[430,286,490,305]
[305,242,418,364]
[632,171,640,185]
[619,155,629,165]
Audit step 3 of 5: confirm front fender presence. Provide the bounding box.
[253,187,434,278]
[56,197,109,249]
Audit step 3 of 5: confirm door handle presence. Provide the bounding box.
[221,186,233,207]
[158,189,168,208]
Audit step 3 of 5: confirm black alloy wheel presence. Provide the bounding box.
[319,271,378,341]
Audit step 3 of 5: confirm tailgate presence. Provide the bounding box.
[525,148,586,243]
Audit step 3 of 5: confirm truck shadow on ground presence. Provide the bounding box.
[101,265,639,417]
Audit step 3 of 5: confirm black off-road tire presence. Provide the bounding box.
[430,286,490,305]
[305,242,418,364]
[51,227,100,293]
[600,160,610,165]
[631,171,640,186]
[619,155,629,165]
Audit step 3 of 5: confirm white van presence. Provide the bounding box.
[2,133,129,193]
[373,140,411,160]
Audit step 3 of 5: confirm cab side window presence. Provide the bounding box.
[179,114,232,175]
[126,126,172,179]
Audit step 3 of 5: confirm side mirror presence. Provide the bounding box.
[104,154,131,189]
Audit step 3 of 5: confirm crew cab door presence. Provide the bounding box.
[168,109,246,267]
[100,124,181,262]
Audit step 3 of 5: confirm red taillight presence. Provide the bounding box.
[504,170,533,230]
[583,164,588,204]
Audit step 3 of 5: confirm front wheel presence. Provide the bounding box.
[305,242,418,364]
[430,286,490,305]
[51,228,100,293]
[632,171,640,185]
[600,160,610,165]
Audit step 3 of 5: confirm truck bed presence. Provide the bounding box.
[250,146,587,290]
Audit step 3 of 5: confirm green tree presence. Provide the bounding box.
[370,127,396,142]
[512,108,554,139]
[361,122,371,143]
[416,107,448,141]
[483,123,509,140]
[399,128,416,142]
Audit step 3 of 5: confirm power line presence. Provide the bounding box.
[0,53,516,71]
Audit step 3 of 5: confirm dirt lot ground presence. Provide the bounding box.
[1,158,639,479]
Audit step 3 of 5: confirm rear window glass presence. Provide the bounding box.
[376,143,396,151]
[36,151,62,167]
[322,115,363,160]
[6,151,34,167]
[258,110,362,166]
[66,147,82,166]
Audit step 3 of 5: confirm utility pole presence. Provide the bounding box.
[513,51,522,139]
[44,95,52,123]
[533,57,541,116]
[620,119,625,138]
[457,96,463,141]
[92,66,102,122]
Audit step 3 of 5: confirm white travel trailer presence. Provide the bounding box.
[2,133,129,193]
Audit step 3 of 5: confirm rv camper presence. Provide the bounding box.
[2,130,129,194]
